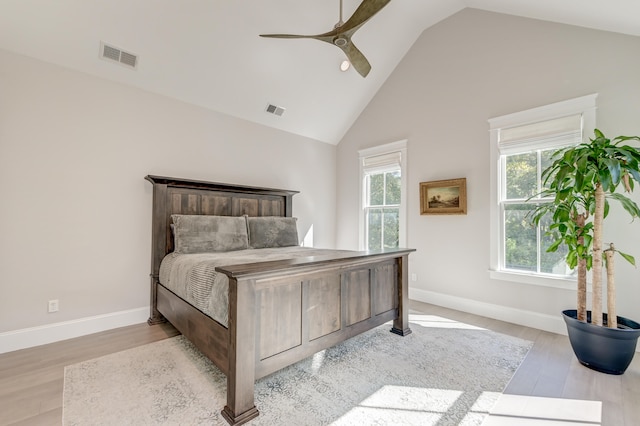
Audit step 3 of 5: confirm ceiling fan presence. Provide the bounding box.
[260,0,392,78]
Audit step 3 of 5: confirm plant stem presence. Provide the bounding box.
[605,243,617,328]
[576,213,587,322]
[592,184,605,326]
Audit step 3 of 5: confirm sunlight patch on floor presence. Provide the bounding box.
[330,387,601,426]
[458,391,504,425]
[483,394,602,425]
[332,385,463,425]
[409,314,488,331]
[331,387,508,425]
[358,385,462,411]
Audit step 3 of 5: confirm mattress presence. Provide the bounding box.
[159,246,352,327]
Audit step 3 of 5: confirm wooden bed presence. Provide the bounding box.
[145,175,415,425]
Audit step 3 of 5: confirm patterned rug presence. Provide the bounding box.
[63,315,532,425]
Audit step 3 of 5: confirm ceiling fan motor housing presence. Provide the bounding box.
[333,36,348,47]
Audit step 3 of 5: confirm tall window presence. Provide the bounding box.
[489,95,597,284]
[365,168,400,250]
[359,141,407,251]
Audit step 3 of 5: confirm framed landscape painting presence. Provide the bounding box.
[420,178,467,215]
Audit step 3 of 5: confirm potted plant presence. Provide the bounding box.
[531,129,640,375]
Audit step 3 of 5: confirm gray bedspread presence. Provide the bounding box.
[159,247,352,327]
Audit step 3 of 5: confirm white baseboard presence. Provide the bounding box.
[0,307,149,354]
[410,288,640,353]
[409,287,568,336]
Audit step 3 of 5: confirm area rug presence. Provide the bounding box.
[63,315,532,425]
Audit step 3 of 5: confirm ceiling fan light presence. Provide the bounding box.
[340,60,350,72]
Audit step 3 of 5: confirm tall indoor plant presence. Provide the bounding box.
[531,129,640,374]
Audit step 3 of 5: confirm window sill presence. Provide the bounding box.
[489,269,577,290]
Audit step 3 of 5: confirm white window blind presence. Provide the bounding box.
[498,114,583,155]
[362,151,402,174]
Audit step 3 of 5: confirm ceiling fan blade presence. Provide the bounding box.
[341,0,391,33]
[260,33,334,43]
[338,41,371,77]
[261,33,315,39]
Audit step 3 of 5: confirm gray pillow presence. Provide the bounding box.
[247,216,299,249]
[171,214,249,253]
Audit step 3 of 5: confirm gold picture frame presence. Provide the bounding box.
[420,178,467,215]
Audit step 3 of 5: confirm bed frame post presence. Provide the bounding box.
[146,177,168,325]
[391,254,412,336]
[221,276,260,425]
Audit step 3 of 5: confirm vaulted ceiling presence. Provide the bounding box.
[2,0,639,145]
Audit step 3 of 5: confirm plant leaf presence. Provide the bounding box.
[609,192,640,217]
[618,251,636,266]
[603,158,621,186]
[547,239,563,252]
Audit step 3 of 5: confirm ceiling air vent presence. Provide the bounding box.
[265,103,285,117]
[100,42,138,69]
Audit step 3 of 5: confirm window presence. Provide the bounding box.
[365,169,400,250]
[359,141,407,251]
[489,95,597,286]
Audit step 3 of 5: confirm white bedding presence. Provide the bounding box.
[159,247,352,327]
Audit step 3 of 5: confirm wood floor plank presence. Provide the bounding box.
[10,408,62,426]
[530,335,574,397]
[2,380,62,425]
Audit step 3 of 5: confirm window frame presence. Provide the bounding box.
[488,94,597,288]
[364,170,401,250]
[358,140,407,251]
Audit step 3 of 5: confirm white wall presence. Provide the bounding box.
[336,9,640,332]
[0,49,337,339]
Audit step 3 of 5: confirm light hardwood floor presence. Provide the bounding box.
[1,301,638,425]
[0,322,180,426]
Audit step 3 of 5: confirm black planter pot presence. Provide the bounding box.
[562,309,640,375]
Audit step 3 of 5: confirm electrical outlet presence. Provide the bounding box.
[48,299,59,313]
[411,273,417,282]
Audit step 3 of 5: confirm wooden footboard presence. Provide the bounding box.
[217,248,414,425]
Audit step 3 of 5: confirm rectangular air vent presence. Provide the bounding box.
[100,42,138,69]
[265,103,285,117]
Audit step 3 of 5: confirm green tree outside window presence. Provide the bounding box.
[503,149,570,275]
[366,170,400,250]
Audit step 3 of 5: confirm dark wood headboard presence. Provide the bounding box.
[145,175,299,279]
